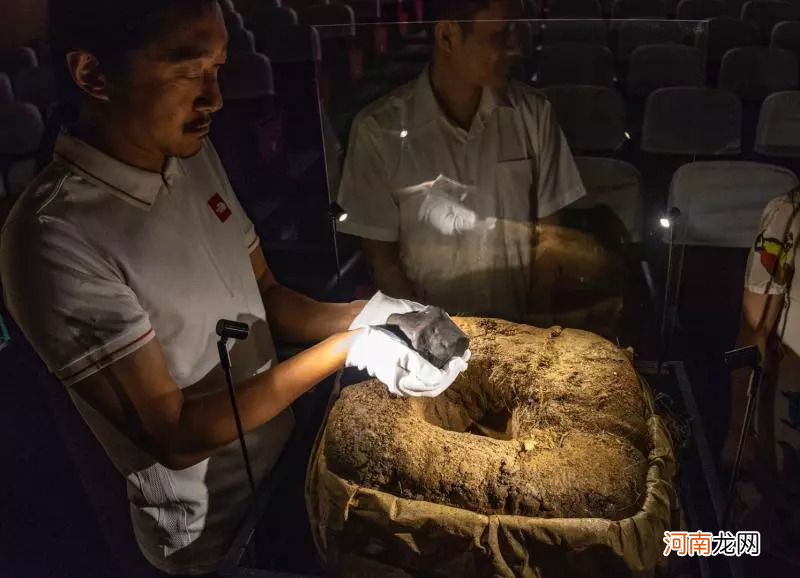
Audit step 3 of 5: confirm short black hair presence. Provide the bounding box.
[47,0,217,117]
[433,0,495,22]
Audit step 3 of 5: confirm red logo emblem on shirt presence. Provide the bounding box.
[208,193,231,223]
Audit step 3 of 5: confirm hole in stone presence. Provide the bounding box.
[466,407,515,440]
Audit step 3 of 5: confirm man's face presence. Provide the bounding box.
[447,0,522,89]
[105,2,228,159]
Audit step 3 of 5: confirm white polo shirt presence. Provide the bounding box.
[0,132,294,575]
[337,69,586,321]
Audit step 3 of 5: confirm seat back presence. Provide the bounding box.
[220,51,275,101]
[741,0,800,43]
[612,0,667,18]
[677,0,739,19]
[0,46,37,75]
[696,17,760,63]
[771,20,800,58]
[627,45,706,96]
[223,7,245,31]
[228,26,256,52]
[573,157,646,241]
[537,43,615,87]
[755,91,800,156]
[11,67,57,112]
[542,85,627,152]
[719,46,798,101]
[0,102,44,156]
[641,87,741,154]
[0,73,13,104]
[540,20,609,45]
[617,20,686,60]
[549,0,603,18]
[668,160,799,247]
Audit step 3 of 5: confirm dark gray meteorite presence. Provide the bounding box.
[384,307,469,369]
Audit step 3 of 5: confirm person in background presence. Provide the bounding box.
[723,190,800,565]
[0,0,467,575]
[336,0,586,322]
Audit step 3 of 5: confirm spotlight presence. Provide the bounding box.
[329,201,348,223]
[400,129,408,138]
[659,207,681,229]
[624,131,631,140]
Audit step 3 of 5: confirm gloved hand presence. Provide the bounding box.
[417,193,497,236]
[349,290,426,330]
[346,327,471,397]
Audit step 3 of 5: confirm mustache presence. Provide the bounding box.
[184,116,212,130]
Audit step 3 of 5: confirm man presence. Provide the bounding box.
[722,191,800,565]
[0,1,467,575]
[336,0,586,322]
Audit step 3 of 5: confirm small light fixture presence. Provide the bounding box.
[659,206,681,229]
[400,129,408,139]
[329,201,348,223]
[624,131,631,140]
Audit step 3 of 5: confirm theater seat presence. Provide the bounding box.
[627,45,706,96]
[719,46,798,102]
[0,103,45,198]
[695,17,759,84]
[535,43,615,88]
[213,52,285,223]
[616,20,688,63]
[11,66,57,114]
[637,87,741,216]
[753,91,800,174]
[573,156,645,242]
[542,85,627,153]
[667,160,798,247]
[771,21,800,63]
[540,20,609,46]
[0,73,13,104]
[641,87,741,155]
[549,0,603,18]
[676,0,739,19]
[741,0,800,44]
[612,0,667,19]
[0,46,37,75]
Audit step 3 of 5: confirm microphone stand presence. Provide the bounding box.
[216,319,260,564]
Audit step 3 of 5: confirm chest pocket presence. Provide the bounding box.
[495,159,534,222]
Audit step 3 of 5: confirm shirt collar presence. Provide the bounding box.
[408,67,513,133]
[53,130,185,211]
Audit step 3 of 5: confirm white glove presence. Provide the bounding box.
[417,193,497,236]
[349,290,426,330]
[346,327,471,397]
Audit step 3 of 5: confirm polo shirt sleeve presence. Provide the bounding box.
[531,97,587,219]
[336,116,400,242]
[745,195,800,296]
[203,140,260,254]
[2,218,154,386]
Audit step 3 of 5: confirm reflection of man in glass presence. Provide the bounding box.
[337,0,586,321]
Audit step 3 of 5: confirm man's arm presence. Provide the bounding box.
[73,326,363,470]
[250,246,366,343]
[361,238,419,301]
